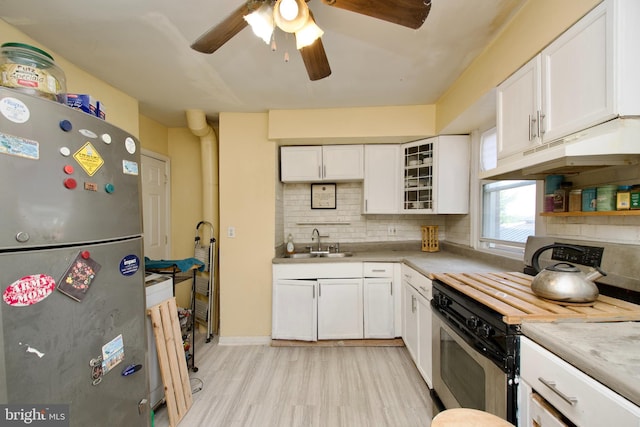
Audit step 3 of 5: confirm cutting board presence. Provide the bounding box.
[431,272,640,325]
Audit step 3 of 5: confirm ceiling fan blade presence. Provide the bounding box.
[300,38,332,81]
[321,0,431,29]
[191,2,252,54]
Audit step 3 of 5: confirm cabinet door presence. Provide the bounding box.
[402,138,435,212]
[541,1,614,143]
[280,146,322,182]
[432,135,470,214]
[363,145,400,214]
[497,56,541,160]
[402,282,418,360]
[363,278,394,338]
[323,145,364,181]
[318,278,363,339]
[417,293,432,388]
[272,279,317,341]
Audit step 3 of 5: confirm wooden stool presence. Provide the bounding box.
[431,408,514,427]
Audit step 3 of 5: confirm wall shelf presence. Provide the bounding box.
[540,211,640,217]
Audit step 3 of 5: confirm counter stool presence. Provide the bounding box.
[431,408,514,427]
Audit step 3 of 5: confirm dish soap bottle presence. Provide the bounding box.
[286,234,295,255]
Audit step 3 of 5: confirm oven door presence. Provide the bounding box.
[432,311,508,419]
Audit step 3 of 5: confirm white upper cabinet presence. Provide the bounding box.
[402,136,470,214]
[363,144,401,214]
[540,0,614,142]
[496,0,640,166]
[280,145,364,182]
[497,56,541,160]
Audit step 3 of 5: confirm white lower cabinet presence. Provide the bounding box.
[363,262,397,339]
[318,278,363,339]
[402,282,419,360]
[272,279,317,341]
[416,294,432,388]
[519,336,640,427]
[363,278,394,338]
[401,265,433,388]
[273,262,398,341]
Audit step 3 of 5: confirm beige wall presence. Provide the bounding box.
[435,0,601,132]
[269,105,436,143]
[219,112,275,339]
[0,20,139,136]
[167,128,203,259]
[139,114,169,156]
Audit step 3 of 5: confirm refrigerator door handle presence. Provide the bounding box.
[138,398,149,415]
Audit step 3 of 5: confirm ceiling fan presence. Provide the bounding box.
[191,0,432,81]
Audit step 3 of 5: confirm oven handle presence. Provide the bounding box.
[432,304,509,373]
[538,377,578,406]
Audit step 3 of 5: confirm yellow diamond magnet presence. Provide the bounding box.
[73,141,104,176]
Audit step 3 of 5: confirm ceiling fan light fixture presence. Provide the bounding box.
[295,16,324,49]
[243,3,275,44]
[274,0,309,33]
[279,0,299,21]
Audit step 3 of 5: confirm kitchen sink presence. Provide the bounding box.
[321,252,353,258]
[283,252,353,259]
[285,253,318,259]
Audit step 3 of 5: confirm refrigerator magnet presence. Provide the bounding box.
[57,252,101,302]
[3,274,56,307]
[101,334,125,375]
[122,159,139,175]
[0,96,30,123]
[119,254,140,276]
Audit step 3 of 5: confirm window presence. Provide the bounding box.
[482,180,536,249]
[474,127,537,254]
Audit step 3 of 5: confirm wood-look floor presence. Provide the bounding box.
[154,336,434,427]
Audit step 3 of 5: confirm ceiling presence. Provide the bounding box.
[0,0,524,129]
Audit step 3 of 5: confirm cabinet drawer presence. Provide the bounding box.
[520,337,640,426]
[402,265,431,299]
[363,262,394,278]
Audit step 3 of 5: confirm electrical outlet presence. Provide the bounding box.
[227,226,236,238]
[387,225,397,236]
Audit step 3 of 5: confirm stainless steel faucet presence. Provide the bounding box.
[311,228,321,252]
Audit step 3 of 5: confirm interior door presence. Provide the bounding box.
[141,153,170,260]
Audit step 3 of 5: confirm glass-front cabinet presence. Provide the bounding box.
[401,136,470,214]
[404,140,434,211]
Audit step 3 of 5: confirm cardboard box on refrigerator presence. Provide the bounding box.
[66,93,105,119]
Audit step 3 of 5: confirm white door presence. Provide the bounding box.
[141,153,170,260]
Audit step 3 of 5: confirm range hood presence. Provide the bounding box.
[480,117,640,180]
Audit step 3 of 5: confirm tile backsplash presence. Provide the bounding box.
[282,182,445,247]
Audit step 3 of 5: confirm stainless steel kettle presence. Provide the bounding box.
[531,244,606,303]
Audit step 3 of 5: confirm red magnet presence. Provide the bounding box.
[63,165,74,174]
[63,178,77,189]
[81,251,91,259]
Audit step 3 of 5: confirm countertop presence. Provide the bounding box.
[272,243,523,276]
[522,322,640,408]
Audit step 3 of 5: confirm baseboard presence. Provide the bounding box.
[217,336,272,346]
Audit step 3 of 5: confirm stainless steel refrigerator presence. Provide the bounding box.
[0,87,150,426]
